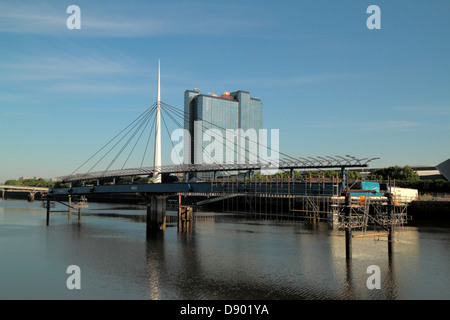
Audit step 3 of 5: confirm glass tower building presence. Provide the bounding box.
[184,89,263,172]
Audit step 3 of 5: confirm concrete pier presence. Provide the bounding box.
[146,197,166,236]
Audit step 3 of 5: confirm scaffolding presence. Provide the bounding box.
[192,177,409,230]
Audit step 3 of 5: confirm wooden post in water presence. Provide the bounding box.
[68,195,71,221]
[178,205,193,231]
[345,192,352,260]
[178,192,182,228]
[177,190,193,231]
[387,192,395,258]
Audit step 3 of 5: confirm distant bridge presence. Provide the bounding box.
[0,184,49,194]
[1,184,49,201]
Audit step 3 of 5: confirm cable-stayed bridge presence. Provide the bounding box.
[48,95,377,200]
[46,62,376,189]
[44,61,410,262]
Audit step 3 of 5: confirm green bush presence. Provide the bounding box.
[396,179,450,193]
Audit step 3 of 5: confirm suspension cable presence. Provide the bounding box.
[100,105,156,176]
[161,101,281,165]
[160,104,231,175]
[64,103,157,182]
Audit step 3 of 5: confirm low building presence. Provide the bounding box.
[436,158,450,181]
[411,158,450,181]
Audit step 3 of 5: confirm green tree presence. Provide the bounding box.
[4,178,55,187]
[5,179,21,185]
[368,165,419,181]
[345,170,363,180]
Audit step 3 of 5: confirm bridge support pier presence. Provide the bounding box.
[146,196,166,236]
[28,192,35,202]
[46,198,50,226]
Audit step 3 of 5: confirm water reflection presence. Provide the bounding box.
[386,258,399,300]
[145,232,165,300]
[0,200,449,300]
[344,259,355,299]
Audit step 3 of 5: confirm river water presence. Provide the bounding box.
[0,199,449,300]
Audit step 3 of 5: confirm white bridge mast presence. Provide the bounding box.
[153,59,162,183]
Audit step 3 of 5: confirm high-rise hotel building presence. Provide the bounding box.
[184,89,263,171]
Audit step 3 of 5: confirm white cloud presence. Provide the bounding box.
[0,1,265,38]
[376,121,419,129]
[0,2,65,34]
[0,54,134,80]
[397,105,450,116]
[177,73,360,92]
[0,111,44,118]
[307,120,420,131]
[250,73,359,87]
[45,82,147,94]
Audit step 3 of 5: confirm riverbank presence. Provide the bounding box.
[408,199,450,220]
[2,191,449,220]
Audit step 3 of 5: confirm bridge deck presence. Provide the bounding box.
[48,180,342,197]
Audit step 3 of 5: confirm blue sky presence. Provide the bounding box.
[0,0,449,182]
